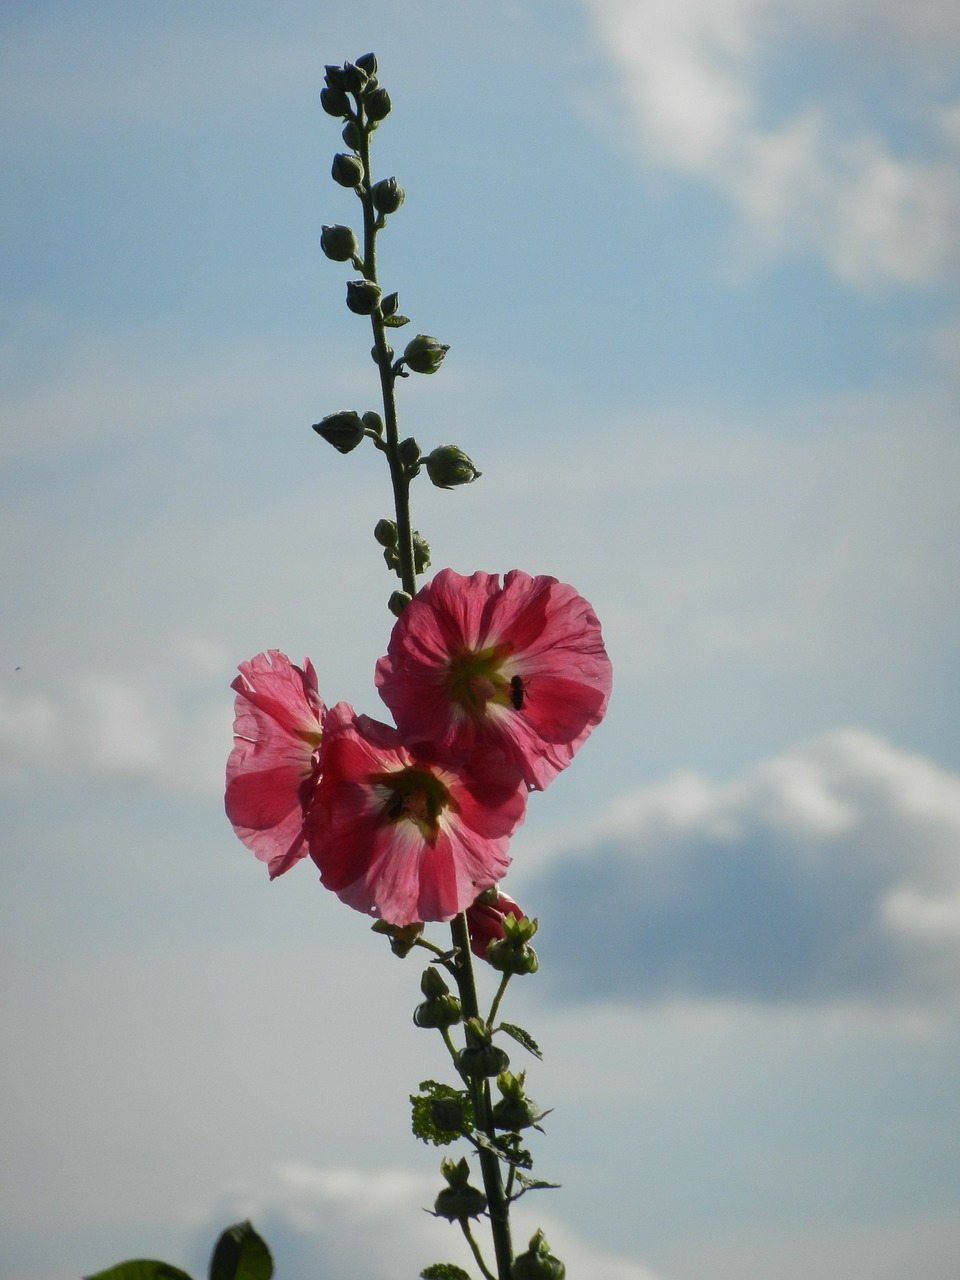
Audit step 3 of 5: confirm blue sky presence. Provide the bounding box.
[1,2,959,1278]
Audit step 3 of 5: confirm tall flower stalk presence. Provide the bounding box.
[90,52,610,1280]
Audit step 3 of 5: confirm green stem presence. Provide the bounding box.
[460,1220,497,1280]
[487,973,511,1030]
[449,914,514,1280]
[356,102,417,598]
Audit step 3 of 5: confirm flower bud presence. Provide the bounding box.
[341,119,363,150]
[371,343,394,366]
[412,531,431,574]
[341,60,369,95]
[354,52,378,76]
[381,291,399,318]
[371,176,405,214]
[402,333,449,374]
[320,85,350,117]
[388,590,412,616]
[456,1017,510,1078]
[320,223,359,262]
[434,1158,487,1222]
[398,437,421,469]
[365,86,392,122]
[374,518,398,548]
[312,410,364,454]
[362,410,384,437]
[323,64,347,91]
[331,152,364,188]
[492,1072,548,1132]
[511,1230,565,1280]
[485,911,539,973]
[371,918,423,957]
[429,1094,468,1132]
[425,445,482,489]
[345,278,381,314]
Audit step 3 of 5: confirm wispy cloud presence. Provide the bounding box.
[583,0,960,284]
[528,730,960,1011]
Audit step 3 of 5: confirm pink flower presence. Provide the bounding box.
[466,889,524,959]
[225,650,325,879]
[307,702,528,925]
[375,568,613,790]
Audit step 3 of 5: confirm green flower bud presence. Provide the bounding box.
[412,531,431,574]
[341,60,369,95]
[492,1072,548,1132]
[371,343,394,365]
[381,291,399,318]
[312,410,364,454]
[388,590,412,616]
[511,1230,565,1280]
[320,223,359,263]
[398,437,421,469]
[362,410,384,437]
[402,333,450,374]
[485,913,540,975]
[413,993,462,1029]
[331,152,364,188]
[323,64,347,91]
[456,1018,511,1079]
[425,445,482,489]
[371,918,423,958]
[354,52,378,76]
[374,518,397,548]
[346,278,381,314]
[371,176,405,214]
[429,1094,468,1133]
[434,1158,487,1222]
[320,85,350,117]
[341,119,363,151]
[365,86,392,122]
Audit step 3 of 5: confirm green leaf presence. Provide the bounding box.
[208,1221,273,1280]
[84,1263,194,1280]
[511,1173,562,1199]
[420,1264,473,1280]
[383,313,411,328]
[498,1023,542,1060]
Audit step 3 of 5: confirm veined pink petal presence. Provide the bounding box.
[375,568,612,790]
[308,702,527,925]
[225,650,325,878]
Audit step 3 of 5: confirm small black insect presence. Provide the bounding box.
[510,674,525,710]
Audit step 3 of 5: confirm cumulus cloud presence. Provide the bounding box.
[528,730,960,1009]
[583,0,960,284]
[0,641,232,796]
[191,1163,664,1280]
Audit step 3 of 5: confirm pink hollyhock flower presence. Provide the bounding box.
[308,701,527,926]
[466,889,524,959]
[375,568,613,790]
[225,650,325,879]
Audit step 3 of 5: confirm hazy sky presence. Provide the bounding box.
[2,3,959,1279]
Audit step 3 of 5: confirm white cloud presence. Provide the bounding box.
[584,0,960,284]
[529,730,960,1010]
[192,1162,665,1280]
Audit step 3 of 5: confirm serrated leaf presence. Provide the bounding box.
[84,1263,194,1280]
[498,1023,542,1060]
[383,313,411,328]
[420,1264,473,1280]
[208,1221,273,1280]
[514,1174,561,1193]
